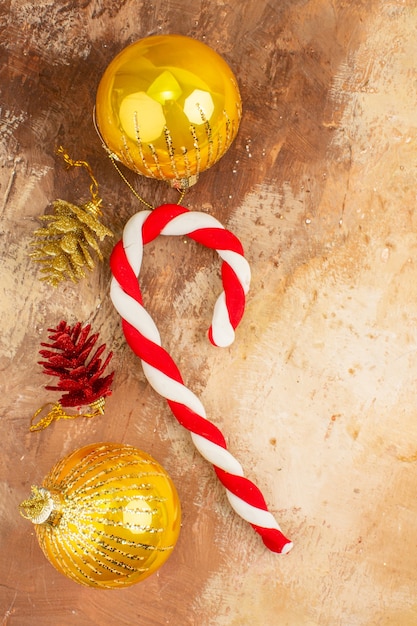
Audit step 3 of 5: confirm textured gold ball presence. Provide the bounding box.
[20,443,181,588]
[95,34,242,188]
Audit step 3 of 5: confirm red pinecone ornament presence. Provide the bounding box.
[38,320,114,408]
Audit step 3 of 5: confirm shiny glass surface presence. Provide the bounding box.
[35,443,181,588]
[95,34,242,188]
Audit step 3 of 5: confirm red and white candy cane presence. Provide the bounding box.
[110,204,293,554]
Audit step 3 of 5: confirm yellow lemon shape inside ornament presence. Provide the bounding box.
[95,34,242,189]
[20,443,181,588]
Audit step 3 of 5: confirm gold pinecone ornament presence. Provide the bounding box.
[30,148,113,286]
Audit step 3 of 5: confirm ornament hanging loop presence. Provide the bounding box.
[30,398,106,432]
[108,153,154,210]
[56,146,101,211]
[108,153,187,209]
[30,402,67,431]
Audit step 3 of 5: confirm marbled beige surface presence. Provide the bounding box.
[1,1,417,624]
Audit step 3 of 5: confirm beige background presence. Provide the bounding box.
[1,1,417,624]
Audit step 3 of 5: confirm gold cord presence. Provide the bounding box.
[30,398,106,432]
[108,154,187,209]
[109,155,155,209]
[56,146,101,209]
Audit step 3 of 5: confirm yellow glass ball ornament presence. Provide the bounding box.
[20,443,181,588]
[95,34,242,189]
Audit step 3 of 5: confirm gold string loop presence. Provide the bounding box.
[30,398,106,432]
[56,146,102,210]
[108,154,155,210]
[108,151,187,209]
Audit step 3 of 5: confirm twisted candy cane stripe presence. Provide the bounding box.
[110,204,293,554]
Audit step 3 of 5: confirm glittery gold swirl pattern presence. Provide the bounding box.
[133,111,155,179]
[163,126,180,181]
[189,125,201,179]
[120,131,143,176]
[114,105,238,191]
[22,443,181,588]
[181,146,192,183]
[198,105,214,170]
[224,110,232,150]
[148,142,167,182]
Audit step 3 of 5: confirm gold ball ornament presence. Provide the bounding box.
[95,34,242,189]
[20,443,181,588]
